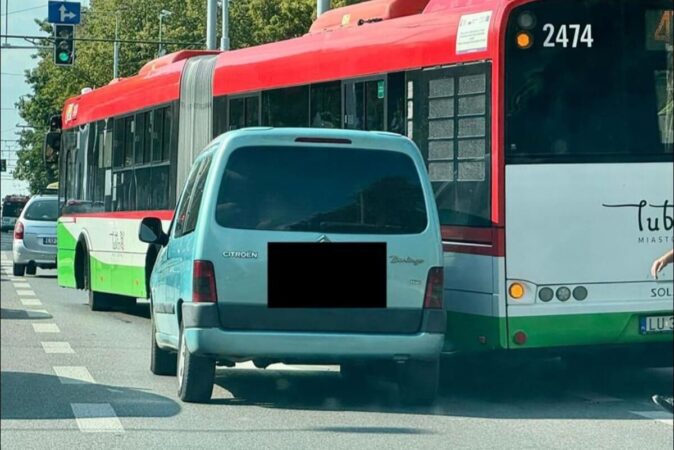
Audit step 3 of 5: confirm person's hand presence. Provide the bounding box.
[651,256,666,279]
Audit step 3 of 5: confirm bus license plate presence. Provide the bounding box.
[43,237,56,245]
[640,315,674,335]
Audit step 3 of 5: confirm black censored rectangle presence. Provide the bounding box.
[268,242,386,308]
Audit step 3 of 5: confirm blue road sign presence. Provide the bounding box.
[48,1,81,25]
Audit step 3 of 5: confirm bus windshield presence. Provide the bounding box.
[505,0,673,163]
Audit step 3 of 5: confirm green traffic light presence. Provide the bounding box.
[58,52,70,62]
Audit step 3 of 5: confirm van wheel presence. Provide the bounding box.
[177,323,214,403]
[397,358,439,406]
[12,263,26,277]
[150,305,177,376]
[26,265,36,276]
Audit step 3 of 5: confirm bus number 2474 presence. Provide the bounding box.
[543,24,593,48]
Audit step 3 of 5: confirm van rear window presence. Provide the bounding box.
[215,146,428,234]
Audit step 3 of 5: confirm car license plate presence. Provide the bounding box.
[640,315,674,335]
[43,237,56,245]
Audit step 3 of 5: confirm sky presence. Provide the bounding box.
[1,1,89,196]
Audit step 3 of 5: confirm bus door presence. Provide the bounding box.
[343,77,385,131]
[228,94,260,131]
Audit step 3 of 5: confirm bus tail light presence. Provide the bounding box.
[423,267,444,309]
[538,287,554,302]
[513,330,527,346]
[556,287,571,302]
[573,286,588,301]
[14,221,24,240]
[509,282,525,300]
[193,260,217,303]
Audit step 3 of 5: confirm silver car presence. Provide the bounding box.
[12,195,58,276]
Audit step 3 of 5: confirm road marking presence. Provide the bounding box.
[54,366,95,384]
[32,323,60,333]
[42,341,75,354]
[630,410,673,426]
[26,309,50,318]
[70,403,124,433]
[20,298,42,306]
[13,282,31,288]
[16,289,36,297]
[8,277,26,282]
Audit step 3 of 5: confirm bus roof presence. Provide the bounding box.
[2,195,29,203]
[62,0,514,129]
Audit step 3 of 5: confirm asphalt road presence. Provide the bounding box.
[1,232,672,449]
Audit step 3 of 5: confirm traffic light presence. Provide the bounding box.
[0,159,6,173]
[53,24,75,66]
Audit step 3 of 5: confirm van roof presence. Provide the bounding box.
[210,127,413,157]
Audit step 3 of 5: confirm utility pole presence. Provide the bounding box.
[220,0,229,51]
[206,0,217,50]
[113,12,120,78]
[318,0,330,16]
[158,9,172,57]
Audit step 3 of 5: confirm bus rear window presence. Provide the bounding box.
[505,0,673,163]
[2,202,25,218]
[215,146,427,234]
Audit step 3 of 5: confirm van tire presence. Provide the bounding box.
[13,263,26,277]
[177,323,214,403]
[150,306,177,376]
[397,358,439,406]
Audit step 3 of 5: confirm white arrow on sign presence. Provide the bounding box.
[60,5,76,22]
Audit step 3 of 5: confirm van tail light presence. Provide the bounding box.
[423,267,444,309]
[14,221,24,240]
[193,260,217,303]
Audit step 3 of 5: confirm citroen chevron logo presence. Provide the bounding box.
[317,235,331,243]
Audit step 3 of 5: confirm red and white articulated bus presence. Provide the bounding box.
[52,0,673,359]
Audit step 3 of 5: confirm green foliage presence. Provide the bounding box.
[15,0,366,194]
[230,0,364,48]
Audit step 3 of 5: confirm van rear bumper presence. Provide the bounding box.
[184,303,446,334]
[182,303,445,361]
[183,327,444,362]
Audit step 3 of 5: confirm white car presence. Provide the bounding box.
[12,195,58,276]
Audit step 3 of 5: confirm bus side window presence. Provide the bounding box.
[387,72,405,134]
[262,86,309,127]
[407,63,492,227]
[310,81,341,129]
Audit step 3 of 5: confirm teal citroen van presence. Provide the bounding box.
[140,128,444,405]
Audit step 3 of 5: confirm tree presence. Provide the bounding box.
[14,0,367,193]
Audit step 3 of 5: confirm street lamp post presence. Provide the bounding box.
[220,0,230,51]
[158,9,172,57]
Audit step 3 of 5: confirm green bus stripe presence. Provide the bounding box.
[57,222,147,298]
[508,311,673,348]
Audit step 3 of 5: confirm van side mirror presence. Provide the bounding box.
[139,217,168,246]
[43,132,61,165]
